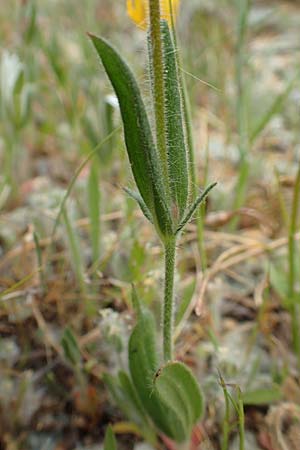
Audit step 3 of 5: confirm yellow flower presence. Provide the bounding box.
[127,0,179,29]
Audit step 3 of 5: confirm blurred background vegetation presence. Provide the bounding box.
[0,0,300,449]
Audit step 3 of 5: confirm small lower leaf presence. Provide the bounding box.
[129,307,186,442]
[154,361,204,434]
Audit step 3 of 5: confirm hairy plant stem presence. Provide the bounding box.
[149,0,169,192]
[148,1,177,361]
[163,237,176,361]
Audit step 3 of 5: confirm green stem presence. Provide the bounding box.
[149,0,169,189]
[163,237,176,361]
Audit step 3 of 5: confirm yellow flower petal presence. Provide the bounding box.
[127,0,180,30]
[127,0,147,29]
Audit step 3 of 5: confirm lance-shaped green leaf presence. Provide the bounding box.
[161,20,188,221]
[176,182,217,234]
[89,33,173,239]
[128,307,186,442]
[154,361,204,437]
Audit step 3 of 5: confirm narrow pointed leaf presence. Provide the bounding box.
[124,187,153,224]
[154,361,204,432]
[89,34,173,238]
[176,182,217,234]
[161,20,188,220]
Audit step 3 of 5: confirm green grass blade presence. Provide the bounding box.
[87,164,101,266]
[236,388,245,450]
[242,386,282,405]
[288,163,300,363]
[0,270,40,299]
[219,372,231,450]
